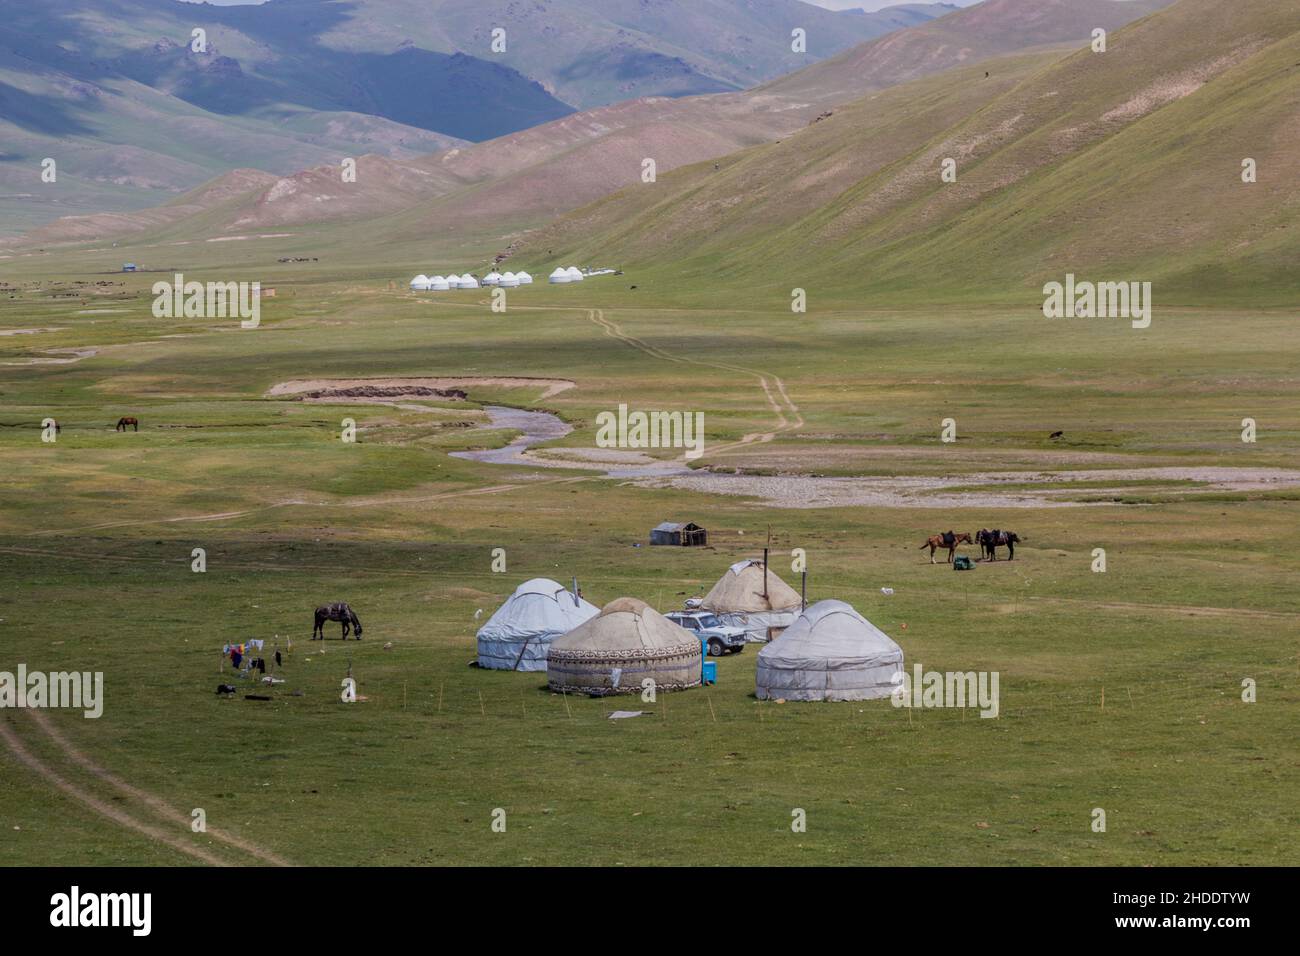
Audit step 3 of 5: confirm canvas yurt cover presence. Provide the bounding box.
[547,597,702,696]
[477,578,599,671]
[410,274,430,290]
[517,271,534,284]
[702,559,802,641]
[549,267,570,284]
[755,600,903,702]
[565,266,585,281]
[459,274,480,288]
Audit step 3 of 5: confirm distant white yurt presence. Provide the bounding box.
[548,267,570,284]
[458,274,479,288]
[517,271,533,285]
[702,559,803,642]
[410,274,430,290]
[443,274,461,288]
[755,600,903,702]
[565,266,584,281]
[498,271,519,287]
[547,598,702,696]
[430,275,451,291]
[476,578,599,671]
[483,272,503,286]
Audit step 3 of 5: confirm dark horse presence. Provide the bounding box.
[313,602,363,640]
[115,417,139,432]
[977,529,1021,561]
[920,531,972,564]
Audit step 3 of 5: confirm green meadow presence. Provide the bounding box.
[0,251,1297,865]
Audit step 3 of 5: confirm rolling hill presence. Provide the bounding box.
[526,0,1299,305]
[15,0,1173,250]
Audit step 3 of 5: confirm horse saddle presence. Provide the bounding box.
[942,531,956,547]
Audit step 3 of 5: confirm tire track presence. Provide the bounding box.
[0,715,231,866]
[23,709,291,866]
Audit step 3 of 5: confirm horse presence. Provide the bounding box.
[920,531,972,564]
[313,602,363,640]
[977,529,1021,561]
[115,417,139,432]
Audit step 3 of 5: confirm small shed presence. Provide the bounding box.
[650,521,708,547]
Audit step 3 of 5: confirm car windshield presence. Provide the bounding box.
[697,615,720,628]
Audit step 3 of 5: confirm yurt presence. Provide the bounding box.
[517,271,533,285]
[476,578,599,671]
[483,272,503,286]
[498,271,520,287]
[702,558,803,642]
[565,266,585,281]
[548,267,571,284]
[430,275,451,291]
[458,274,479,288]
[547,598,702,696]
[754,600,903,702]
[442,274,459,288]
[410,274,430,290]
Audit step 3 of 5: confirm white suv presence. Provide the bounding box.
[665,611,748,657]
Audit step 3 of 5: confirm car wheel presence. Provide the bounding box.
[707,638,724,657]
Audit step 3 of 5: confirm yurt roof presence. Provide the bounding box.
[550,597,697,655]
[759,599,901,666]
[703,559,802,612]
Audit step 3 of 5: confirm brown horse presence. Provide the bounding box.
[920,531,972,564]
[313,602,363,640]
[115,417,139,432]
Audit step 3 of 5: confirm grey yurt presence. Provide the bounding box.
[547,597,702,696]
[476,578,599,671]
[755,599,903,702]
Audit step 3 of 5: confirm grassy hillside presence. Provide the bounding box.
[531,0,1300,306]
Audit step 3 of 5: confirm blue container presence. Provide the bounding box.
[702,660,717,685]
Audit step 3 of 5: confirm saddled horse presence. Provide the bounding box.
[313,602,363,640]
[977,529,1021,561]
[920,531,972,564]
[115,417,139,432]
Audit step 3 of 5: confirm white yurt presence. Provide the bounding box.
[498,271,519,287]
[517,271,533,285]
[476,578,599,671]
[548,267,571,284]
[755,600,903,702]
[483,272,503,286]
[431,275,451,291]
[410,274,430,290]
[702,558,803,642]
[565,266,585,281]
[459,274,480,288]
[547,598,702,696]
[443,274,460,288]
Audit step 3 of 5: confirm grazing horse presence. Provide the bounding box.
[977,529,1021,561]
[920,531,972,564]
[115,417,139,432]
[313,602,363,640]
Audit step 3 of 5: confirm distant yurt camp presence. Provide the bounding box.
[565,266,584,281]
[547,597,702,696]
[499,271,519,287]
[517,271,533,284]
[548,267,571,284]
[477,578,599,671]
[754,600,903,702]
[703,558,803,641]
[430,275,451,291]
[483,272,503,286]
[410,274,430,290]
[459,274,480,288]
